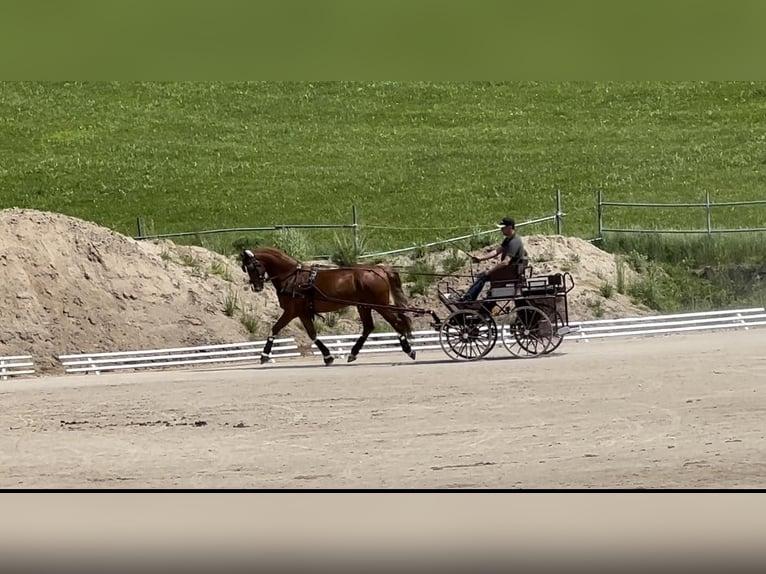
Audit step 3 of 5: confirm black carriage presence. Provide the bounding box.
[432,264,575,361]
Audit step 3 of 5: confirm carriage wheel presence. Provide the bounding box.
[499,305,553,358]
[543,309,566,354]
[439,309,497,361]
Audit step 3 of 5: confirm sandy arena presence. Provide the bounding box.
[1,329,764,489]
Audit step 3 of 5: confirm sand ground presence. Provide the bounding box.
[2,329,764,489]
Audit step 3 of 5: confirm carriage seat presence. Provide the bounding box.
[520,273,564,296]
[486,263,527,298]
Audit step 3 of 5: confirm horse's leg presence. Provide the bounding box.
[261,310,295,364]
[299,314,334,366]
[377,308,417,361]
[348,306,375,363]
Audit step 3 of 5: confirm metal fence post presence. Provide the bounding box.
[136,216,145,239]
[352,205,359,252]
[555,189,563,235]
[705,191,712,237]
[597,190,603,238]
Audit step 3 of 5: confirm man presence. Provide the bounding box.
[460,217,528,301]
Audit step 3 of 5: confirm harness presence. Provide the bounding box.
[281,264,319,297]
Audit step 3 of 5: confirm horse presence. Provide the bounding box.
[240,247,417,365]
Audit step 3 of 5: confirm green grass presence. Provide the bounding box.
[3,82,766,255]
[3,81,765,313]
[602,232,766,268]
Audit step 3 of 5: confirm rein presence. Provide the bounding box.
[308,283,437,318]
[289,262,476,279]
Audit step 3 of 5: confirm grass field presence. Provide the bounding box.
[2,81,766,255]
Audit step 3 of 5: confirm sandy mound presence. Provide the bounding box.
[0,209,306,372]
[1,209,651,373]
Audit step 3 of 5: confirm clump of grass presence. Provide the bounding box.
[587,298,605,318]
[412,244,429,259]
[323,312,340,329]
[160,250,173,262]
[330,231,368,266]
[532,247,554,263]
[441,247,464,275]
[560,253,580,272]
[615,256,627,294]
[626,263,667,310]
[223,288,239,317]
[468,226,495,251]
[624,249,649,273]
[600,281,614,299]
[240,305,261,334]
[406,260,437,296]
[179,251,199,268]
[210,259,234,282]
[273,228,312,260]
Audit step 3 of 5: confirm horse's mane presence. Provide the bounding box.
[254,246,300,265]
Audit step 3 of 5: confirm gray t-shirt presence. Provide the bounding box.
[500,235,528,266]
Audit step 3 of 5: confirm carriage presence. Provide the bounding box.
[240,247,575,365]
[431,264,575,361]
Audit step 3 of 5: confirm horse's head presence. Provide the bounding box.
[240,249,267,292]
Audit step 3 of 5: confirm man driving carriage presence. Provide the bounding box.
[460,216,528,301]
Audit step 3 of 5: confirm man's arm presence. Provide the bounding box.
[471,246,501,262]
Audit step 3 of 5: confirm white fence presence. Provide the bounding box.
[58,338,300,374]
[313,307,766,357]
[568,307,766,341]
[311,330,443,358]
[0,355,35,380]
[23,307,766,376]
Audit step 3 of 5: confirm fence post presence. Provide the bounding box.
[705,191,712,237]
[555,189,563,235]
[597,190,603,239]
[352,205,359,252]
[136,216,145,239]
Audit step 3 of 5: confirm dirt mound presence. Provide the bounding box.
[1,209,651,373]
[0,209,306,372]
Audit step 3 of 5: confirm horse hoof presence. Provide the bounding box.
[347,354,357,363]
[324,356,335,366]
[260,355,270,364]
[409,350,417,361]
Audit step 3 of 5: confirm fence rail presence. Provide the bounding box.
[8,309,764,378]
[134,191,566,261]
[0,355,36,380]
[568,307,766,340]
[313,308,766,357]
[57,338,300,374]
[358,190,565,260]
[597,191,766,237]
[311,330,443,358]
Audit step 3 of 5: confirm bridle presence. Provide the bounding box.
[241,253,269,292]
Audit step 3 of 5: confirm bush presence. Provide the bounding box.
[330,231,368,266]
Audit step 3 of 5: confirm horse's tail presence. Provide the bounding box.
[384,267,413,337]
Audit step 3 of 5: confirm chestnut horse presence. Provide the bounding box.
[240,247,417,365]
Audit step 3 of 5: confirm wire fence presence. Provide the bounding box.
[597,190,766,238]
[134,191,567,260]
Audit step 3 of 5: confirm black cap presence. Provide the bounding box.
[497,217,515,228]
